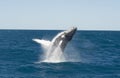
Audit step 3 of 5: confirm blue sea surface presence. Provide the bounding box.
[0,30,120,78]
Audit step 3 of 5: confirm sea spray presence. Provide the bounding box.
[43,46,65,63]
[33,38,81,63]
[32,39,50,52]
[64,45,81,62]
[33,39,66,63]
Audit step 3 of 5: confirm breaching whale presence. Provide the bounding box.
[33,27,77,52]
[33,27,77,62]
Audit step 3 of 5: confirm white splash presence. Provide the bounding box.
[32,39,50,52]
[32,38,66,63]
[43,46,65,63]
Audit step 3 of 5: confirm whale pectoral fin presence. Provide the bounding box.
[32,38,51,48]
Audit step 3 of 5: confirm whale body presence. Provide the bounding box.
[33,27,77,52]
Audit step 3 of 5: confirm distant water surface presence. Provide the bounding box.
[0,30,120,78]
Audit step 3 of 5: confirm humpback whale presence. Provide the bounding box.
[33,27,77,52]
[33,27,77,62]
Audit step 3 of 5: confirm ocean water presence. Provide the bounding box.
[0,30,120,78]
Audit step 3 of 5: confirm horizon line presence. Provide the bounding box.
[0,28,120,31]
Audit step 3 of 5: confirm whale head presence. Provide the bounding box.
[62,27,77,41]
[51,27,77,51]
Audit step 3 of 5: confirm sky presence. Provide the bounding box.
[0,0,120,30]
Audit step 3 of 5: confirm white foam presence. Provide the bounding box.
[33,39,65,63]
